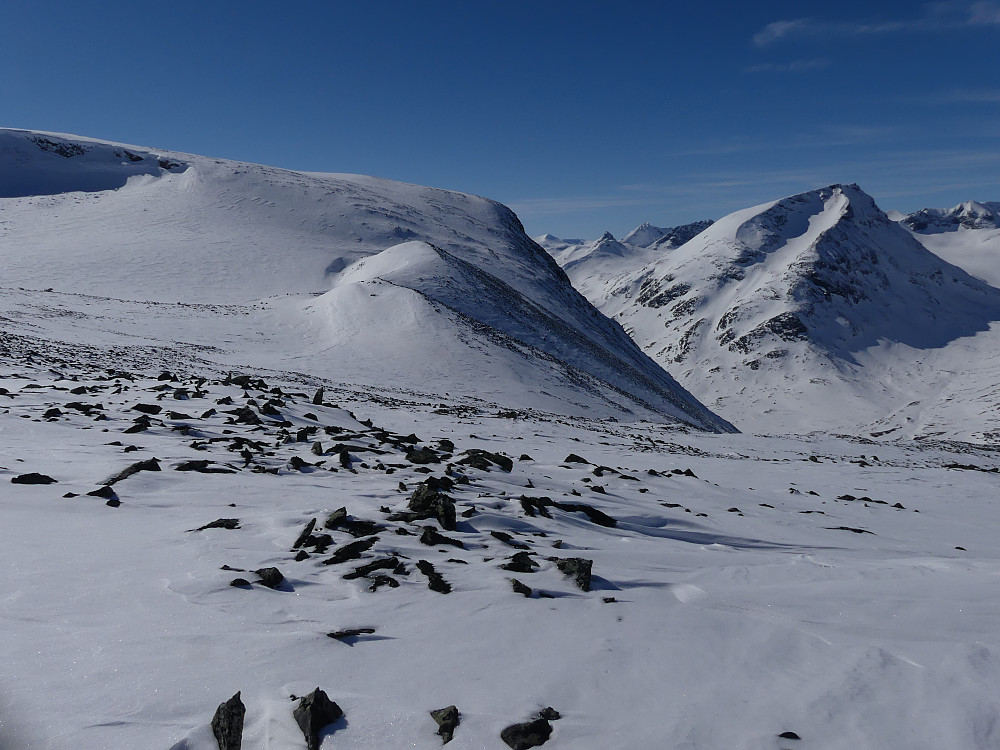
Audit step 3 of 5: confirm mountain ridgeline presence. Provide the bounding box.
[0,128,732,431]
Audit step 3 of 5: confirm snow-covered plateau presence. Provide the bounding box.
[3,130,1000,750]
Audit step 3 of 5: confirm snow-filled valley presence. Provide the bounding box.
[4,129,1000,750]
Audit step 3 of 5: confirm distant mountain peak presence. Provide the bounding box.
[902,200,1000,233]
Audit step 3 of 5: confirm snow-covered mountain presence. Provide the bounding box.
[547,184,1000,439]
[900,201,1000,288]
[0,128,731,431]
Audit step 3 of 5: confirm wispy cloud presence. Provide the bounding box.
[753,2,1000,46]
[744,58,830,73]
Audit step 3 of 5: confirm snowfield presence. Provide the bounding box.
[3,129,1000,750]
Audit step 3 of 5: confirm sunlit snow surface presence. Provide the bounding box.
[3,131,1000,749]
[3,357,1000,749]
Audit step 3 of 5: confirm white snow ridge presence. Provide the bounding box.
[5,131,1000,750]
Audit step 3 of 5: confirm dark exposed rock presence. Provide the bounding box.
[519,495,616,527]
[86,485,117,500]
[406,447,441,464]
[11,473,57,485]
[311,441,324,456]
[104,458,160,484]
[193,518,240,531]
[176,460,237,474]
[292,518,318,549]
[326,627,376,641]
[555,557,593,591]
[500,717,552,749]
[312,387,324,405]
[563,453,589,464]
[132,403,162,415]
[420,527,465,549]
[339,450,352,469]
[369,575,399,591]
[254,567,284,589]
[490,530,530,549]
[416,560,451,593]
[229,578,251,587]
[293,688,343,750]
[826,526,874,534]
[457,449,513,472]
[430,705,460,744]
[323,536,378,565]
[778,731,801,740]
[105,498,122,508]
[211,691,245,750]
[501,552,539,573]
[437,439,455,452]
[538,708,561,721]
[43,407,62,418]
[511,578,532,597]
[342,557,400,580]
[406,481,457,531]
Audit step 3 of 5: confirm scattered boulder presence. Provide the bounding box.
[416,560,451,593]
[229,578,251,588]
[420,527,465,549]
[430,705,460,744]
[192,518,241,532]
[500,717,553,749]
[342,557,401,580]
[108,458,162,483]
[405,481,457,531]
[254,567,284,589]
[323,536,378,565]
[563,454,589,464]
[511,578,532,597]
[11,473,57,485]
[501,552,539,573]
[326,627,375,641]
[312,387,324,405]
[211,691,246,750]
[490,531,530,550]
[555,557,592,591]
[778,731,801,740]
[292,518,318,549]
[293,688,343,750]
[131,403,162,415]
[406,447,441,464]
[457,449,513,472]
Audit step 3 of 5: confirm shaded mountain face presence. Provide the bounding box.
[903,201,1000,233]
[551,183,1000,437]
[0,128,732,431]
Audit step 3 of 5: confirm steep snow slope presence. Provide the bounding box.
[0,129,729,430]
[554,184,1000,439]
[901,201,1000,287]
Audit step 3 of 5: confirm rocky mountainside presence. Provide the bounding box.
[902,200,1000,233]
[0,128,731,431]
[898,200,1000,289]
[547,184,1000,438]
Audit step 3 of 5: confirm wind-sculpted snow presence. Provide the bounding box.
[4,344,1000,749]
[548,184,1000,439]
[0,128,730,429]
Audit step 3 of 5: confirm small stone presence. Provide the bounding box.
[778,731,801,740]
[416,560,451,593]
[563,453,588,464]
[501,552,539,573]
[229,578,251,587]
[326,627,376,641]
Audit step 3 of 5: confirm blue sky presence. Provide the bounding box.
[2,0,998,237]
